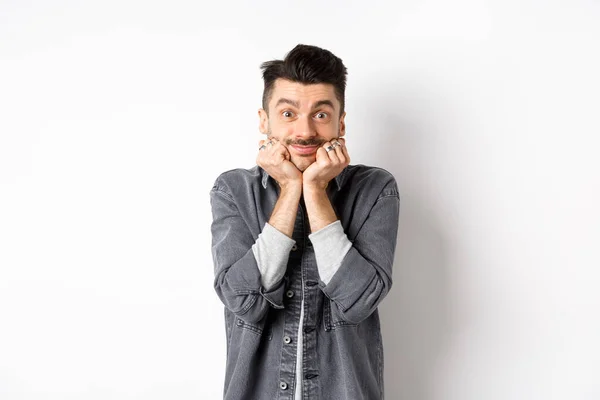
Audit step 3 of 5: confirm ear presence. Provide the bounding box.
[338,111,346,138]
[258,108,269,135]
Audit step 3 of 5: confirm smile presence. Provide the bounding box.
[291,145,318,155]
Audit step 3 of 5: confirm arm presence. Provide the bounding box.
[210,184,301,324]
[304,181,400,324]
[253,185,302,290]
[305,220,352,285]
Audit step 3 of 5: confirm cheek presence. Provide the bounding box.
[321,121,338,133]
[269,123,294,138]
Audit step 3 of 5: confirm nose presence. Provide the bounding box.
[294,115,317,139]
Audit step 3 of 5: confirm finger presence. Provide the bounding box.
[258,140,268,154]
[324,141,340,163]
[260,138,276,158]
[279,142,292,160]
[315,145,328,162]
[270,138,287,156]
[331,139,344,157]
[267,137,285,154]
[341,145,350,164]
[266,140,290,165]
[336,138,350,163]
[274,140,290,161]
[257,140,266,164]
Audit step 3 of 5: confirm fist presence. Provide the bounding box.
[256,138,303,189]
[303,137,350,190]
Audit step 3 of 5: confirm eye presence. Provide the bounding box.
[282,111,294,118]
[315,112,328,119]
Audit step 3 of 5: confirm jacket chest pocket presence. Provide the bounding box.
[235,313,273,341]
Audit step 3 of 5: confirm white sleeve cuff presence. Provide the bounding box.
[308,220,352,285]
[252,222,296,291]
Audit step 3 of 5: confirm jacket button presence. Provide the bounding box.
[280,382,288,390]
[291,244,298,251]
[283,336,292,344]
[286,290,294,298]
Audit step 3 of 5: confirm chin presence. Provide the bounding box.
[293,163,307,172]
[292,159,313,172]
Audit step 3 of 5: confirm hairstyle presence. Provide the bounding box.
[260,44,348,117]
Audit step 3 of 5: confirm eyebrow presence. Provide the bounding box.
[274,98,335,110]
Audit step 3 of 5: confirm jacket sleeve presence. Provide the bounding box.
[210,187,291,324]
[315,181,400,324]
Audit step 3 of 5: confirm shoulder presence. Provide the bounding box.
[344,164,399,198]
[210,165,262,197]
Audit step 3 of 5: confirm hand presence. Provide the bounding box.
[256,137,303,189]
[303,138,350,191]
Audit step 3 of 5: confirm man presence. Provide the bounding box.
[210,44,400,400]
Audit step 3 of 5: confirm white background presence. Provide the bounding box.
[1,1,599,399]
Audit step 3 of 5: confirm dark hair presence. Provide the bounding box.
[260,44,348,117]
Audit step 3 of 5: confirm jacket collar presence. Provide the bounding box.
[260,165,350,191]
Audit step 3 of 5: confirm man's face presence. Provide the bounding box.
[258,79,346,172]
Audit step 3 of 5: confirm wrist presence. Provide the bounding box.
[303,185,328,201]
[279,181,303,195]
[303,181,328,193]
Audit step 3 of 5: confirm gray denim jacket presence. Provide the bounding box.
[210,164,400,400]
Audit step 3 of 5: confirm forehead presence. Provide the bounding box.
[269,79,339,110]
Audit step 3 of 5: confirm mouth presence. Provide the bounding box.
[291,145,319,155]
